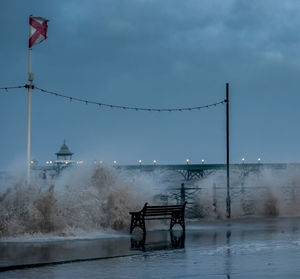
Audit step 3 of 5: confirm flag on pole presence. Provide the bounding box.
[29,16,48,48]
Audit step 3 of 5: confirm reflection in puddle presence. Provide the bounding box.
[131,230,185,252]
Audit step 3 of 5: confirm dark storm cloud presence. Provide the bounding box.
[1,0,300,169]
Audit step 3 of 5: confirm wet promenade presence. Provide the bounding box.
[1,217,300,278]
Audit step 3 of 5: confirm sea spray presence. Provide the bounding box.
[193,165,300,219]
[0,165,159,238]
[1,164,300,238]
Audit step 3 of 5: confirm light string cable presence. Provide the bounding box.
[1,84,226,112]
[0,85,26,91]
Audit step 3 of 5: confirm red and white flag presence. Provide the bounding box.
[29,16,48,48]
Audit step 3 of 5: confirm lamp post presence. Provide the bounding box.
[153,160,157,165]
[186,159,190,165]
[226,82,231,219]
[201,159,205,164]
[138,159,142,166]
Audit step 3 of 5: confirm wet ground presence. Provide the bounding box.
[1,217,300,278]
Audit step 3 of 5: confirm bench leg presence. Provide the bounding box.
[170,212,185,231]
[170,231,185,248]
[131,233,146,252]
[130,213,146,234]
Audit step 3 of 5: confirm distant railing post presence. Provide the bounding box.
[180,183,186,204]
[213,183,217,213]
[226,83,231,218]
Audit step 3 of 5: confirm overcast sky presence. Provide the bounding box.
[1,0,300,170]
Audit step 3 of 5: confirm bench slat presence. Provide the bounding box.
[144,212,177,216]
[145,209,182,213]
[145,208,181,211]
[144,217,171,220]
[146,210,183,213]
[145,208,183,212]
[146,206,184,209]
[145,209,182,212]
[145,207,183,210]
[130,210,183,215]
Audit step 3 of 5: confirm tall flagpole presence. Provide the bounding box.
[27,15,33,185]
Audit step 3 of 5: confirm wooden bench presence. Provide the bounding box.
[130,202,187,234]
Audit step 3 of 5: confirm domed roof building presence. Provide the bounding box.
[55,140,75,168]
[31,140,76,181]
[56,141,73,161]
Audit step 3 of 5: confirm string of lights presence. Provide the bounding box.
[1,84,226,112]
[0,85,26,91]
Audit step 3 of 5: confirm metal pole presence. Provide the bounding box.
[226,82,231,218]
[180,183,186,204]
[27,15,33,185]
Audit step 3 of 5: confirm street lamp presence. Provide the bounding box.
[113,160,117,166]
[138,159,142,166]
[258,158,261,163]
[186,158,190,165]
[153,160,157,165]
[201,159,205,164]
[241,158,245,164]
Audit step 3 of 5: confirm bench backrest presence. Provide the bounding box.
[142,202,187,216]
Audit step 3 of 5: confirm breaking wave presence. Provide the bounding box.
[193,165,300,219]
[0,166,160,238]
[1,164,300,238]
